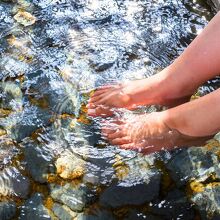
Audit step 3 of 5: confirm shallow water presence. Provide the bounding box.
[0,0,219,219]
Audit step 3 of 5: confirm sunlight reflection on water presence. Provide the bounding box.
[0,0,217,219]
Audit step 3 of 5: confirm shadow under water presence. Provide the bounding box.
[0,0,220,219]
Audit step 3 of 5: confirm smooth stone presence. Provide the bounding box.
[100,180,159,208]
[24,141,56,183]
[77,209,115,220]
[9,106,52,142]
[24,69,77,115]
[19,193,52,220]
[0,202,16,220]
[191,185,220,220]
[14,11,36,27]
[0,128,7,136]
[60,117,101,147]
[166,147,220,186]
[76,147,117,185]
[0,56,29,80]
[0,81,23,110]
[83,172,99,185]
[0,105,51,143]
[100,155,161,208]
[0,167,30,199]
[0,139,19,169]
[0,4,13,28]
[125,210,162,220]
[55,152,85,180]
[52,203,77,220]
[50,183,95,212]
[150,189,195,220]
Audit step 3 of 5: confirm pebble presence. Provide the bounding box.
[14,11,36,26]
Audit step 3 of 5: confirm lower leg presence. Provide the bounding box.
[162,88,220,137]
[88,12,220,116]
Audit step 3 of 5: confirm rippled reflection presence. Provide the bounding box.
[0,0,218,219]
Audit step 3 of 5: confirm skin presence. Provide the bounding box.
[102,89,220,154]
[87,12,220,153]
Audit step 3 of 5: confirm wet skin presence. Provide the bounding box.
[87,12,220,153]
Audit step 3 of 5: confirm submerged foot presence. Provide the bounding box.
[101,112,211,154]
[87,79,192,117]
[87,84,134,117]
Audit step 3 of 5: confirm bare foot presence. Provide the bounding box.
[87,75,193,117]
[102,112,211,154]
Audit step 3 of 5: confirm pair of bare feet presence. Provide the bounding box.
[86,76,214,154]
[86,12,220,154]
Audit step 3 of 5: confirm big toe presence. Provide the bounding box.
[87,105,114,117]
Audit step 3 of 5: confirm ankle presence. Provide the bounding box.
[156,67,195,105]
[161,108,189,136]
[161,102,213,138]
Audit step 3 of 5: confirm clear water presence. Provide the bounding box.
[0,0,217,219]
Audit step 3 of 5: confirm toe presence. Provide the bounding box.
[86,103,95,108]
[119,142,146,152]
[107,130,124,140]
[87,108,98,116]
[97,85,114,90]
[87,106,114,117]
[89,94,106,103]
[92,96,111,106]
[102,124,119,136]
[111,137,131,145]
[119,143,136,150]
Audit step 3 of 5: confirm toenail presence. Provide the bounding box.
[88,109,96,115]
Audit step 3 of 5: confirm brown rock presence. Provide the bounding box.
[14,11,36,26]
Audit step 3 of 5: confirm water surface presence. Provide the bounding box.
[0,0,218,219]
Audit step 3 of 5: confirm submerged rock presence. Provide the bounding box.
[8,105,52,142]
[24,141,56,183]
[0,167,30,198]
[52,203,77,220]
[77,0,119,22]
[19,193,52,220]
[0,128,7,136]
[24,70,78,115]
[88,46,118,72]
[55,153,85,180]
[0,139,19,169]
[166,147,220,186]
[99,179,159,208]
[0,81,23,110]
[50,183,95,212]
[126,210,162,220]
[191,185,220,220]
[100,155,161,208]
[150,189,195,220]
[214,132,220,142]
[77,209,115,220]
[78,147,117,186]
[207,0,220,12]
[0,56,29,80]
[0,3,14,34]
[14,11,36,26]
[0,202,16,220]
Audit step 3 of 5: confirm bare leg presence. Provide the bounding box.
[88,12,220,117]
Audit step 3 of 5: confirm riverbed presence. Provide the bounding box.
[0,0,220,219]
